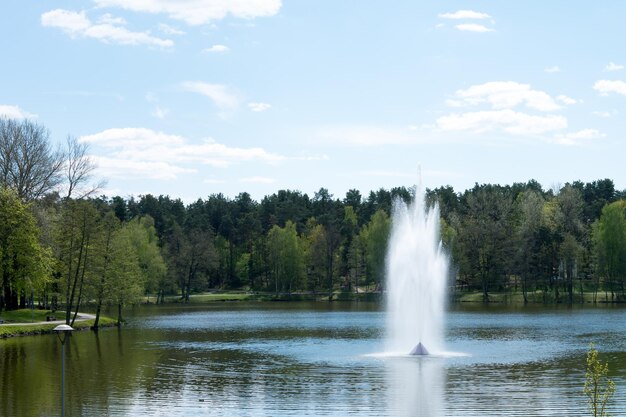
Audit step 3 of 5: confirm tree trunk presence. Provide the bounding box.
[71,241,90,327]
[19,292,26,309]
[117,303,123,327]
[93,301,102,331]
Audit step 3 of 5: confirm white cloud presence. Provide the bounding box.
[445,99,465,108]
[81,127,184,147]
[361,170,414,178]
[145,92,158,103]
[605,62,624,72]
[316,125,425,147]
[544,66,561,73]
[158,23,185,35]
[41,9,173,48]
[455,23,494,33]
[556,95,577,105]
[594,79,626,96]
[438,10,490,20]
[79,127,285,180]
[152,106,169,119]
[436,109,567,135]
[203,178,225,184]
[181,81,239,110]
[93,0,283,26]
[239,176,276,184]
[42,9,91,32]
[203,44,229,53]
[0,105,37,119]
[553,129,606,146]
[92,155,195,180]
[248,102,271,112]
[98,13,127,25]
[592,110,617,118]
[450,81,562,112]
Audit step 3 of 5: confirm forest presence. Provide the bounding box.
[2,118,626,324]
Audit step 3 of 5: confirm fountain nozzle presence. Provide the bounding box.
[409,342,429,356]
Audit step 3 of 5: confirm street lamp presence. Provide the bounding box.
[53,324,74,417]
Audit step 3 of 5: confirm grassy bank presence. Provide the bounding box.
[151,289,625,305]
[455,289,622,304]
[0,308,54,323]
[149,290,383,304]
[0,310,117,339]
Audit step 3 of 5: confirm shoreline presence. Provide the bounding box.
[0,312,117,339]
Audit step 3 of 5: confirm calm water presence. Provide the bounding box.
[2,302,626,416]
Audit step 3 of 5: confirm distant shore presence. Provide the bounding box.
[144,289,626,305]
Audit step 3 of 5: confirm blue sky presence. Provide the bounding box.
[1,1,625,202]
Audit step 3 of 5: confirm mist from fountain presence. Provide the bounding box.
[385,183,448,355]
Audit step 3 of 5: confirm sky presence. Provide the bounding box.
[1,1,626,203]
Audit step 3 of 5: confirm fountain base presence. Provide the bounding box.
[409,342,429,356]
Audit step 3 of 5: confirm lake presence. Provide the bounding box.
[2,302,626,416]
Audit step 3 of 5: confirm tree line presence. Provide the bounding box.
[2,118,626,324]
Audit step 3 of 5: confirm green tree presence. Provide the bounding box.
[584,343,615,417]
[89,211,119,329]
[457,185,513,301]
[303,219,327,292]
[267,221,304,294]
[56,199,100,325]
[108,223,144,325]
[125,216,167,299]
[593,201,626,301]
[0,187,52,310]
[312,188,342,299]
[557,185,585,303]
[359,209,390,290]
[340,206,359,290]
[513,190,545,303]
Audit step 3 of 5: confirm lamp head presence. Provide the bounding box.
[53,324,74,343]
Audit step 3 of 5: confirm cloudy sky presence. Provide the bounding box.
[2,1,625,201]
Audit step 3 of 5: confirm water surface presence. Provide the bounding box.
[2,302,626,416]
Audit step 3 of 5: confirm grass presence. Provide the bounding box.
[149,290,384,304]
[0,309,117,339]
[456,289,618,304]
[0,308,55,323]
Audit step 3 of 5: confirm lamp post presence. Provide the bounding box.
[53,324,74,417]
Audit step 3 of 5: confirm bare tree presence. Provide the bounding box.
[64,135,104,199]
[0,118,64,201]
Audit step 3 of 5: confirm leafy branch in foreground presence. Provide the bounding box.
[584,343,615,417]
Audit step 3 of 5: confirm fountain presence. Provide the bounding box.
[385,182,448,356]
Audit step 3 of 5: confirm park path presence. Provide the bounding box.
[0,313,96,327]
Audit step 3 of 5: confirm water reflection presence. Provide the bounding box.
[3,304,626,416]
[386,356,444,417]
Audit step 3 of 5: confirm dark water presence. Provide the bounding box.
[2,302,626,416]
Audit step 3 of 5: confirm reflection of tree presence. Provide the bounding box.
[0,328,161,416]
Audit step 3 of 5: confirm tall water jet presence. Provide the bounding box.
[385,183,448,355]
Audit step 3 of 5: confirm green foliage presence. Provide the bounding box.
[108,222,145,307]
[360,209,390,287]
[56,199,100,324]
[125,216,167,294]
[3,166,626,305]
[0,308,53,323]
[304,219,327,291]
[267,221,304,293]
[584,343,615,417]
[593,201,626,298]
[0,187,52,310]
